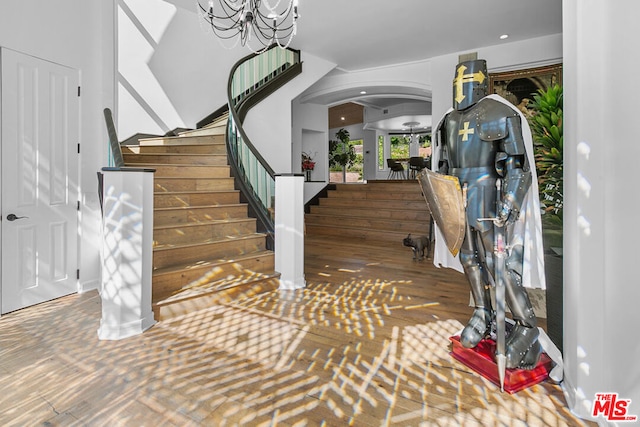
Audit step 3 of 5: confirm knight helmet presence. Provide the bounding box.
[452,59,488,110]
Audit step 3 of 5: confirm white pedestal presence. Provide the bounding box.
[275,174,306,290]
[98,168,156,340]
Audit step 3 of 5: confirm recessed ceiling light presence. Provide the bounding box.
[500,34,509,40]
[360,91,367,94]
[341,116,345,120]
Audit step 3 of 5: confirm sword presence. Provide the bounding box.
[477,178,507,392]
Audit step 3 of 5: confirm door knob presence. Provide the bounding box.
[6,214,28,221]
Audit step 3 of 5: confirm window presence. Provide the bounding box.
[377,135,385,170]
[390,135,410,159]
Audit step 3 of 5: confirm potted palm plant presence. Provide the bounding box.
[530,84,563,230]
[528,83,563,352]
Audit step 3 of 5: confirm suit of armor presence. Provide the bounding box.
[437,60,541,369]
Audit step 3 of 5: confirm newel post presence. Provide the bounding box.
[97,167,156,340]
[274,174,306,290]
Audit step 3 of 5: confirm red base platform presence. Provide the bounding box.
[450,335,553,394]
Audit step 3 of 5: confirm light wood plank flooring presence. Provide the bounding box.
[0,234,592,426]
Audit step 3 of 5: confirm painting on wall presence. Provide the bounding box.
[489,64,562,115]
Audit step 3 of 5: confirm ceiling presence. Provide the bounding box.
[328,102,363,129]
[290,0,562,73]
[288,0,562,132]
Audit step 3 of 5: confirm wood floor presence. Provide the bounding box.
[0,234,593,426]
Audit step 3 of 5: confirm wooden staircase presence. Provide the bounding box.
[121,115,279,320]
[305,181,432,248]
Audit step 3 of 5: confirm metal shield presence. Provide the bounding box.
[417,168,466,257]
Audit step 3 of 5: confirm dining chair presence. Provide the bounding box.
[387,159,405,179]
[408,156,427,179]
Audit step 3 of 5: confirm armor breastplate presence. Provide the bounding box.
[441,97,518,231]
[445,109,498,171]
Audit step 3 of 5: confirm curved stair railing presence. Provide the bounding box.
[225,45,302,248]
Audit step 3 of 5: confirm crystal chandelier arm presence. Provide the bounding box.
[252,5,295,38]
[199,0,245,23]
[198,0,297,50]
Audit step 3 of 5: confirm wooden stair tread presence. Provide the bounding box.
[133,163,228,168]
[138,134,225,146]
[306,212,428,224]
[125,150,224,155]
[123,143,225,149]
[309,206,428,214]
[154,189,239,195]
[310,205,428,217]
[154,217,254,230]
[119,109,273,320]
[305,223,425,238]
[153,232,267,251]
[305,222,426,232]
[318,199,427,210]
[154,203,246,212]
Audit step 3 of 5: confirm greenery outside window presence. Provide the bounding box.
[378,135,385,170]
[390,136,410,159]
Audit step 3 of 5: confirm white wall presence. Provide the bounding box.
[293,100,329,203]
[116,0,247,139]
[1,0,116,291]
[329,123,366,145]
[563,1,640,422]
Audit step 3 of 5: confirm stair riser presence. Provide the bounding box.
[139,134,224,145]
[334,183,424,193]
[154,205,248,226]
[146,165,231,178]
[305,215,430,234]
[152,254,275,297]
[123,144,226,154]
[154,220,257,246]
[124,154,227,166]
[177,127,225,137]
[319,198,428,210]
[153,236,267,269]
[155,178,235,192]
[153,277,280,321]
[154,192,240,208]
[310,205,429,221]
[327,191,425,201]
[305,224,421,244]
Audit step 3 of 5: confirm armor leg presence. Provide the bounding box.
[503,244,541,369]
[459,228,493,349]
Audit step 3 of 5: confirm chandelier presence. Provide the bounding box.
[198,0,299,52]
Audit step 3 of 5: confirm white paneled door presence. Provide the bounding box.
[1,49,79,314]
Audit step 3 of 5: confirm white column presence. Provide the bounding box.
[563,0,640,421]
[98,168,156,340]
[275,174,306,290]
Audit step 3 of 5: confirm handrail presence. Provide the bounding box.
[103,108,125,168]
[224,45,302,247]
